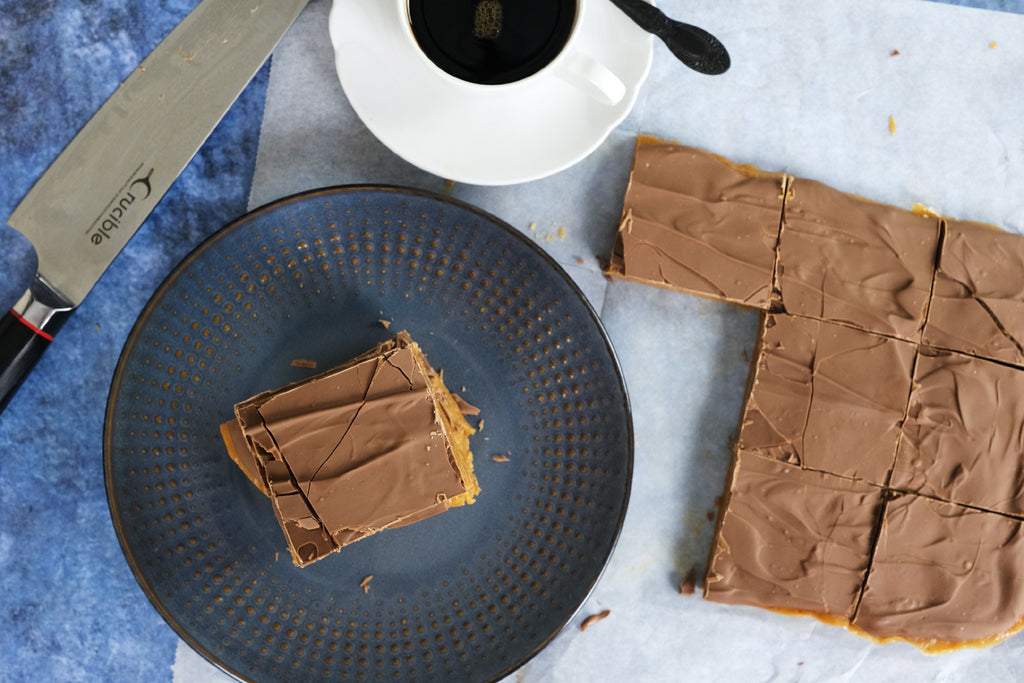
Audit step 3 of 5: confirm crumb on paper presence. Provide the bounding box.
[890,49,900,56]
[912,202,940,218]
[492,454,510,463]
[576,257,585,265]
[378,319,391,329]
[360,575,373,593]
[290,359,317,369]
[990,41,998,49]
[579,609,611,632]
[541,225,567,242]
[679,568,697,595]
[888,116,896,135]
[528,222,536,231]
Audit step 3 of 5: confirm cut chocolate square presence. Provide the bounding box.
[738,313,915,485]
[890,349,1024,516]
[853,493,1024,649]
[606,138,787,309]
[923,218,1024,367]
[222,332,480,566]
[704,451,884,619]
[777,178,940,341]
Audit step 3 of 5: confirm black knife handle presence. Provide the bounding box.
[0,283,72,414]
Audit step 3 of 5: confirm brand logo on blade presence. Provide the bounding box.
[89,168,154,246]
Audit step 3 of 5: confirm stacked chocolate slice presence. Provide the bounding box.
[221,332,480,567]
[607,137,1024,651]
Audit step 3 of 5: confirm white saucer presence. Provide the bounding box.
[328,0,652,186]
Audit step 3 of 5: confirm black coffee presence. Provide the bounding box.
[408,0,578,85]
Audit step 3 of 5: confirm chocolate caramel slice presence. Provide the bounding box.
[222,332,480,567]
[852,493,1024,651]
[777,178,940,341]
[738,313,915,485]
[607,137,787,309]
[704,451,883,619]
[922,217,1024,367]
[890,349,1024,517]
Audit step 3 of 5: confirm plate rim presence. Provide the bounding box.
[103,184,635,682]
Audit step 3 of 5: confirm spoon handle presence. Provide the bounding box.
[607,0,671,32]
[607,0,730,75]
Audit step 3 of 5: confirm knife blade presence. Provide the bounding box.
[0,0,310,413]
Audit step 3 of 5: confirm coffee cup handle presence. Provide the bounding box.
[554,52,626,106]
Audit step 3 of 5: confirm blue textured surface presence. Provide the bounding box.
[0,2,269,681]
[0,1,1015,681]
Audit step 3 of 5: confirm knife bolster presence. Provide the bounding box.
[0,280,73,412]
[12,275,74,335]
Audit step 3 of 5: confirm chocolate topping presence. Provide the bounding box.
[923,218,1024,367]
[853,493,1024,646]
[226,332,479,566]
[607,137,1024,650]
[778,178,940,341]
[705,451,883,619]
[608,140,786,308]
[739,313,915,484]
[891,350,1024,516]
[257,361,462,532]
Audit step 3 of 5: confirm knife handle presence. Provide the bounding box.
[0,283,72,414]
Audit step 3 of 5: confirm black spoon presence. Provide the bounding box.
[607,0,730,75]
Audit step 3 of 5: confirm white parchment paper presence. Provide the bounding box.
[177,0,1024,680]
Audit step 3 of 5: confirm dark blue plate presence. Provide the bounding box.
[104,186,633,682]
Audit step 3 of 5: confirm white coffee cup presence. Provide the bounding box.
[398,0,627,106]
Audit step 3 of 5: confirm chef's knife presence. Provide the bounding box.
[0,0,310,413]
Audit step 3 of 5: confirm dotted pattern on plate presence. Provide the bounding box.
[105,187,632,682]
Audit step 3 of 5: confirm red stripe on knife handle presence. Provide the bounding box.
[9,308,55,342]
